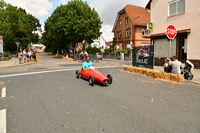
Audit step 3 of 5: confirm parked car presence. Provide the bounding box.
[95,53,102,60]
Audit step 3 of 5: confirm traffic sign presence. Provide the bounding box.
[166,24,177,39]
[15,42,20,46]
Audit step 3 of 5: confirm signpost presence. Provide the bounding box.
[0,36,3,56]
[15,42,20,55]
[166,24,177,57]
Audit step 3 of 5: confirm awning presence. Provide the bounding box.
[145,29,191,38]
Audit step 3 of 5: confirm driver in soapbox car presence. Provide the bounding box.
[76,56,112,86]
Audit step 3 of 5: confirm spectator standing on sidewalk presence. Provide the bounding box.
[18,49,23,64]
[32,49,37,61]
[27,49,32,62]
[171,56,183,74]
[23,49,27,63]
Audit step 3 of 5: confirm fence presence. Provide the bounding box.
[102,53,131,61]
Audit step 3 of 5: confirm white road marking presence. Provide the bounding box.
[1,87,6,97]
[0,109,6,133]
[0,66,121,78]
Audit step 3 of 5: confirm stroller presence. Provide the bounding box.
[183,60,194,80]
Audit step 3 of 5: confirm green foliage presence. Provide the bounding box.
[85,46,101,54]
[104,49,112,54]
[41,0,103,53]
[0,0,41,51]
[3,51,10,57]
[111,49,128,54]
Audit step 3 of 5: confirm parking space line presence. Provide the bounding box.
[0,109,6,133]
[1,87,6,97]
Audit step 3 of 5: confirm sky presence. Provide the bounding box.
[4,0,149,42]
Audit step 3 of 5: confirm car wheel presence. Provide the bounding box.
[75,70,79,78]
[107,74,113,84]
[89,76,94,86]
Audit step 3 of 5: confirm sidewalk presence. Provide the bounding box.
[0,56,199,84]
[0,57,34,68]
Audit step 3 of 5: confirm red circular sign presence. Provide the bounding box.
[166,24,177,39]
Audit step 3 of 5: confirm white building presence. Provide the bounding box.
[89,35,107,52]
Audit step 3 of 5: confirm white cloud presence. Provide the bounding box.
[89,0,149,41]
[4,0,53,17]
[101,25,113,42]
[60,0,66,5]
[4,0,149,41]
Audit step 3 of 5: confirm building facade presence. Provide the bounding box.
[146,0,200,68]
[112,5,151,50]
[84,35,107,52]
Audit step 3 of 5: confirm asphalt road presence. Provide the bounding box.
[0,52,200,133]
[0,66,200,133]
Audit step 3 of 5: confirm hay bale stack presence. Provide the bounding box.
[123,66,184,82]
[55,54,64,58]
[30,58,37,62]
[62,56,74,61]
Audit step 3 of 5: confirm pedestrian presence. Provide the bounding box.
[23,49,27,63]
[18,49,23,64]
[27,49,32,62]
[32,49,37,61]
[163,57,172,73]
[171,56,183,74]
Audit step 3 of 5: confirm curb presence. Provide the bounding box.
[0,62,34,69]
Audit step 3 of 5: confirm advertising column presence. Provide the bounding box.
[0,36,4,56]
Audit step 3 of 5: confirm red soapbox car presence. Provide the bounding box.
[75,66,113,86]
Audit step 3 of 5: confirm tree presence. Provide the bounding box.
[0,0,41,52]
[41,0,103,53]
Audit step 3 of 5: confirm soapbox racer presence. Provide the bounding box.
[75,66,113,86]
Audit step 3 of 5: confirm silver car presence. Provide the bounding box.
[96,53,102,60]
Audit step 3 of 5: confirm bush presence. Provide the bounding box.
[3,51,10,57]
[104,49,112,54]
[111,49,128,54]
[86,46,101,54]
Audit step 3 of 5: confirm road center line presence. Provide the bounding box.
[0,66,121,78]
[0,109,6,133]
[1,87,6,97]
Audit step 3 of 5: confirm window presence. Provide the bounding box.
[117,32,122,38]
[126,29,131,37]
[125,18,128,25]
[169,0,185,16]
[126,44,131,50]
[119,20,122,26]
[154,39,176,58]
[142,28,145,36]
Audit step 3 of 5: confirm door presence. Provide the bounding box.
[178,38,187,62]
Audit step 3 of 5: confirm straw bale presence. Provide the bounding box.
[122,66,184,82]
